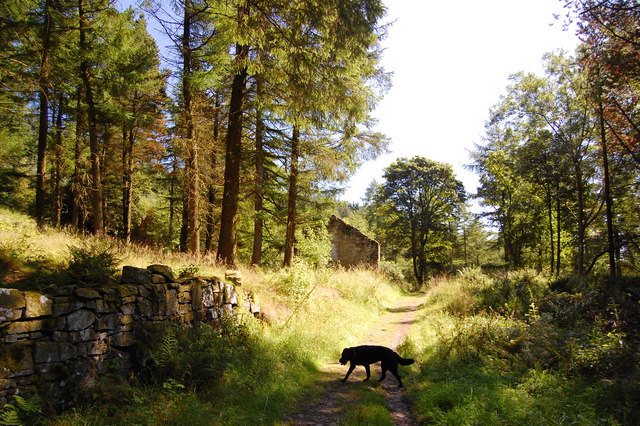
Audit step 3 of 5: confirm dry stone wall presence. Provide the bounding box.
[327,215,380,268]
[0,265,259,407]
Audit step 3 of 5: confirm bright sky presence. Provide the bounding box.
[341,0,579,203]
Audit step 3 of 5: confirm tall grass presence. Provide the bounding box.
[402,268,640,425]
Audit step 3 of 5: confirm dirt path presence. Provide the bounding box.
[284,293,425,425]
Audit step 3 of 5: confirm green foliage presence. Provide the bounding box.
[177,264,200,279]
[147,317,252,390]
[269,260,315,302]
[66,243,119,286]
[295,226,332,267]
[0,395,44,426]
[370,156,466,283]
[407,271,640,424]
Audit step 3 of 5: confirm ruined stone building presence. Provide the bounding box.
[327,215,380,268]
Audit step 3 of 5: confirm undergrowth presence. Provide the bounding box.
[403,267,640,425]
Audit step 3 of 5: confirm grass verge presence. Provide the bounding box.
[402,268,640,425]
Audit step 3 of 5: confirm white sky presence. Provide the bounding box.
[341,0,579,203]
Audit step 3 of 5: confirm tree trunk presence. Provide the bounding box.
[546,185,555,274]
[79,0,104,235]
[555,187,561,274]
[574,160,586,275]
[599,98,617,278]
[283,127,299,268]
[52,96,63,227]
[72,86,84,229]
[169,154,178,245]
[251,92,265,266]
[217,41,248,266]
[36,0,53,228]
[205,93,222,253]
[122,118,134,243]
[182,0,199,254]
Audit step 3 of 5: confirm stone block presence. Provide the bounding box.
[96,313,118,331]
[0,288,25,321]
[112,331,134,347]
[121,266,152,285]
[66,309,96,331]
[74,288,101,300]
[6,320,44,335]
[137,297,154,318]
[165,290,178,316]
[120,303,135,315]
[59,342,77,361]
[34,341,61,364]
[225,270,242,286]
[23,292,52,318]
[94,299,111,313]
[223,283,238,305]
[202,286,215,308]
[1,343,33,378]
[53,331,69,342]
[69,328,95,343]
[178,288,191,304]
[53,300,84,317]
[147,264,176,282]
[151,274,166,283]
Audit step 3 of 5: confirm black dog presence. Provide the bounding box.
[339,345,415,388]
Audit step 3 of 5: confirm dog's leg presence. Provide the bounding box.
[363,364,371,381]
[378,363,387,382]
[341,363,356,383]
[388,363,403,387]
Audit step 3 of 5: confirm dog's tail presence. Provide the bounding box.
[397,355,415,366]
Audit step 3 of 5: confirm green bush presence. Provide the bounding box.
[147,317,252,390]
[66,243,119,285]
[475,269,549,316]
[269,260,315,302]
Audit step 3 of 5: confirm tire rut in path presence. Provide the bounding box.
[284,294,424,425]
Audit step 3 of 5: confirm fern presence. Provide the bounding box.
[0,395,43,426]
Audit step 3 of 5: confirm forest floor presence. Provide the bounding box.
[283,293,425,425]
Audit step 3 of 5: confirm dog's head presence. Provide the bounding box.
[339,347,355,365]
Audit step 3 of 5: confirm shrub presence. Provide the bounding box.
[295,227,332,267]
[66,243,119,285]
[147,317,252,390]
[475,269,549,316]
[269,260,315,302]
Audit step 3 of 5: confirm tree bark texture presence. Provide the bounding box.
[217,42,248,266]
[36,0,53,228]
[79,0,104,235]
[251,97,265,266]
[283,127,299,268]
[182,0,200,254]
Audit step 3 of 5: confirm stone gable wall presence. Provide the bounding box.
[327,215,380,268]
[0,265,259,407]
